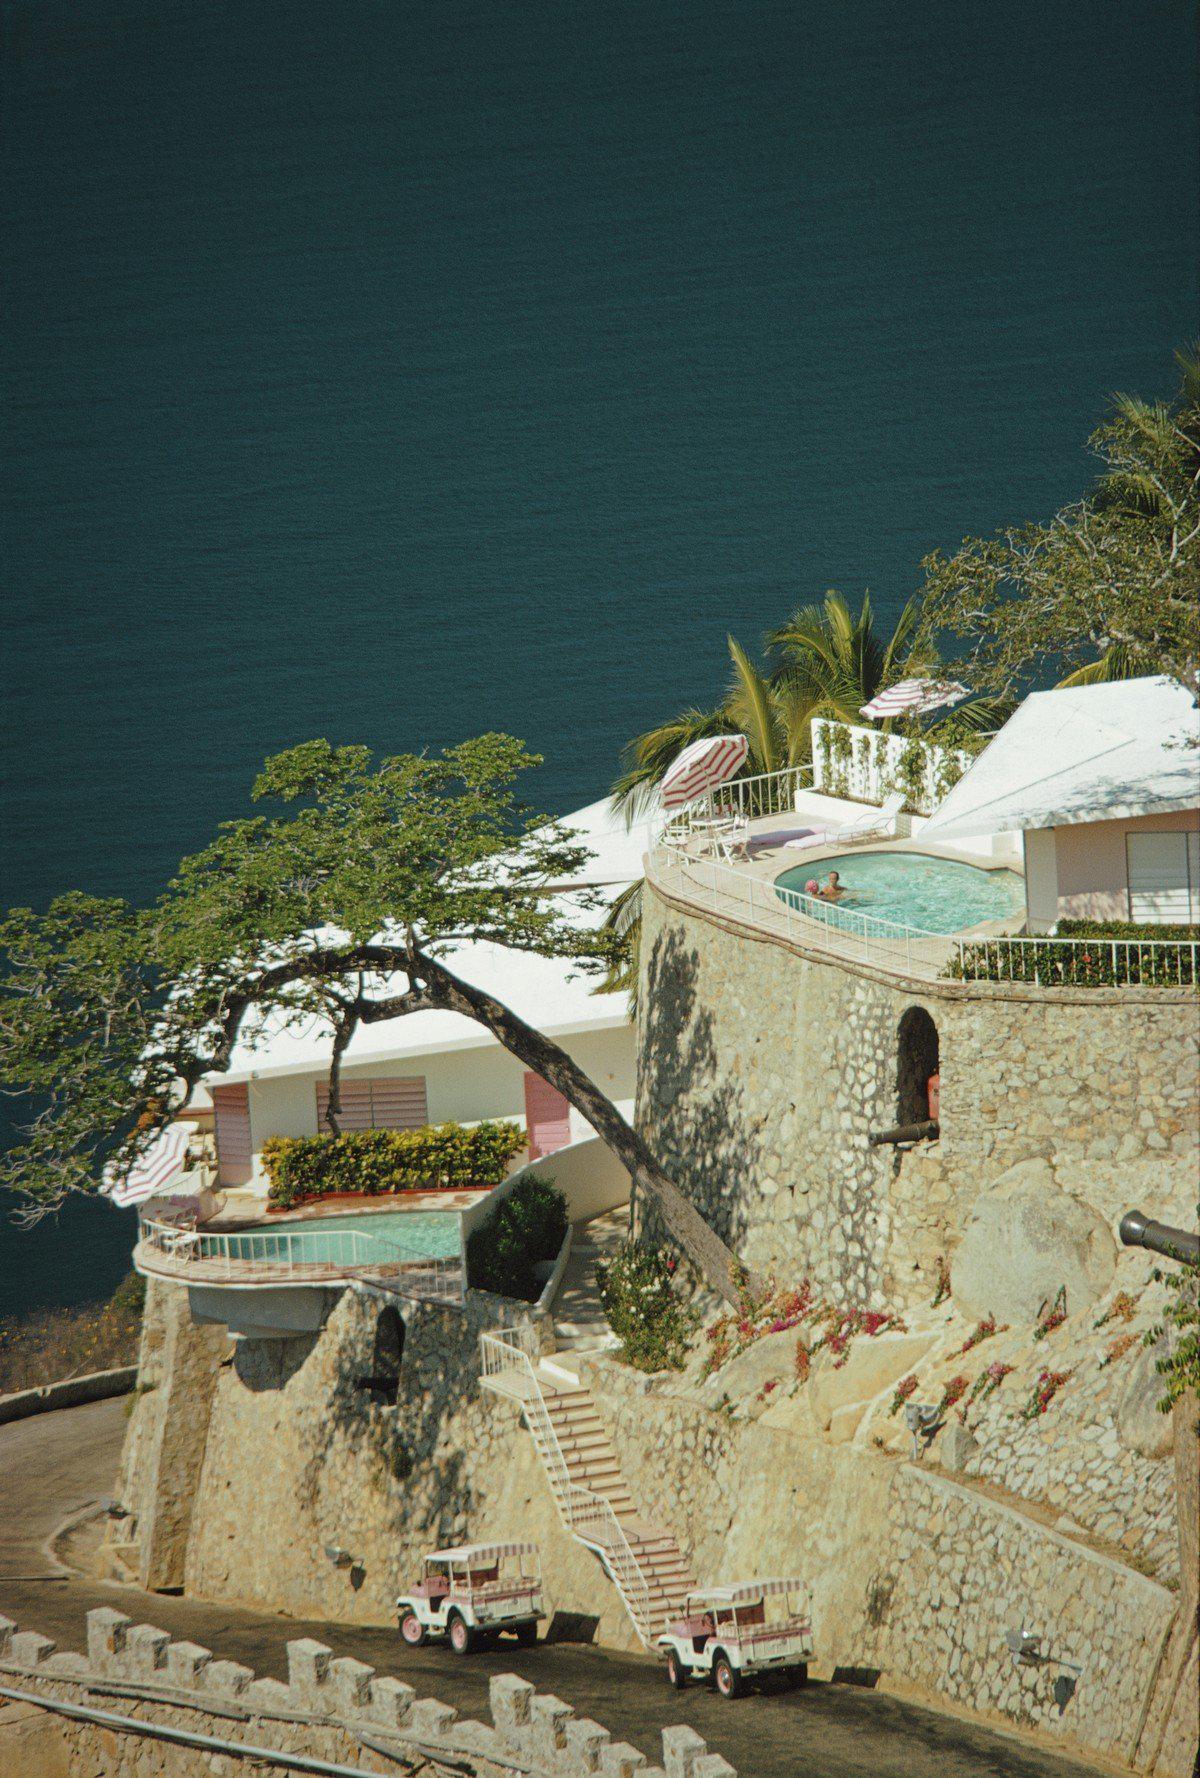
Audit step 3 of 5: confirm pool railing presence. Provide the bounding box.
[135,1213,465,1304]
[650,780,1198,990]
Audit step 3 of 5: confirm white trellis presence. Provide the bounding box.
[810,718,975,818]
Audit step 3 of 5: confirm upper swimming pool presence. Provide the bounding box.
[775,850,1024,936]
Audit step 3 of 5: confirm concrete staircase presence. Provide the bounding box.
[479,1328,693,1645]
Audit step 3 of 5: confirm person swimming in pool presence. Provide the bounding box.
[820,869,846,901]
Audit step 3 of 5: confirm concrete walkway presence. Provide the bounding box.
[550,1206,629,1352]
[0,1401,1109,1778]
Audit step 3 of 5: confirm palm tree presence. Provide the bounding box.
[610,591,926,819]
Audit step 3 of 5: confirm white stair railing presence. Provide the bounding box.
[478,1327,654,1643]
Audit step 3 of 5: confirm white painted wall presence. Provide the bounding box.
[242,1020,636,1185]
[1053,810,1200,924]
[1023,828,1059,932]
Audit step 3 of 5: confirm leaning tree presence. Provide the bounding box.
[0,734,744,1302]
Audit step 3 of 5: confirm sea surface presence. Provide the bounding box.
[1,0,1196,1317]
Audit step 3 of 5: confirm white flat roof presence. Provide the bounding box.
[921,676,1200,840]
[210,796,637,1088]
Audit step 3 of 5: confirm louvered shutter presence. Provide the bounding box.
[315,1077,429,1132]
[1127,832,1195,923]
[212,1083,253,1186]
[524,1071,572,1159]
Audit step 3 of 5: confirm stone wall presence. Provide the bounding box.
[0,1608,736,1777]
[119,1281,640,1650]
[573,1352,1194,1775]
[637,876,1198,1304]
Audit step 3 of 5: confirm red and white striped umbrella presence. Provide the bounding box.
[659,733,750,810]
[860,678,970,721]
[104,1122,191,1209]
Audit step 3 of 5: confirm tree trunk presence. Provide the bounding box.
[411,949,747,1305]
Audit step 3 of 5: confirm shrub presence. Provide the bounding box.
[598,1243,695,1372]
[262,1121,526,1210]
[0,1272,144,1394]
[945,922,1199,989]
[466,1175,568,1302]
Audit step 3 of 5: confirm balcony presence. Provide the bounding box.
[646,766,1198,992]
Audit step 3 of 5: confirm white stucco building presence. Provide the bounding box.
[922,676,1200,930]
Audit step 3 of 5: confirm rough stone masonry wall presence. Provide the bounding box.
[577,1353,1191,1775]
[0,1608,736,1778]
[637,877,1198,1304]
[129,1281,640,1650]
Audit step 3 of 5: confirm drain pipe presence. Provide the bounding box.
[867,1119,939,1148]
[1119,1212,1199,1266]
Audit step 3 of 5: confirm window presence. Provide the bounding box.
[212,1083,253,1186]
[896,1007,939,1128]
[524,1071,572,1158]
[1127,831,1200,923]
[315,1077,428,1133]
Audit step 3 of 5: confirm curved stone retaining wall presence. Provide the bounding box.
[637,877,1198,1302]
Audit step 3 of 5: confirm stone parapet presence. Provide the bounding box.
[0,1610,738,1778]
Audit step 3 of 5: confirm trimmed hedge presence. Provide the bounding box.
[262,1121,526,1210]
[466,1175,568,1302]
[945,920,1198,989]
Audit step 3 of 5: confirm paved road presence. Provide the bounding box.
[0,1399,1106,1778]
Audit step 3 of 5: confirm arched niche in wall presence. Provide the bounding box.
[896,1006,939,1127]
[356,1305,405,1406]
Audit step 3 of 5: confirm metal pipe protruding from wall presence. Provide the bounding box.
[1119,1211,1199,1265]
[867,1120,940,1149]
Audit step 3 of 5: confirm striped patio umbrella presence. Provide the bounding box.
[860,678,970,721]
[104,1122,191,1209]
[659,733,750,810]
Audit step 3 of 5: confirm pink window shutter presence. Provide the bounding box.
[524,1072,572,1159]
[212,1083,252,1186]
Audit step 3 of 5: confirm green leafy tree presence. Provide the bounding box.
[915,350,1200,702]
[0,735,745,1303]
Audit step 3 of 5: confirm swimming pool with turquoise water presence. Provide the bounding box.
[215,1208,461,1265]
[775,851,1024,936]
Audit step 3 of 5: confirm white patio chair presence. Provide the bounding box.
[717,817,750,862]
[829,791,905,845]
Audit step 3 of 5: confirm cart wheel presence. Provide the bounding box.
[665,1650,687,1690]
[791,1662,808,1689]
[448,1611,475,1656]
[399,1612,426,1647]
[713,1653,742,1698]
[515,1622,538,1647]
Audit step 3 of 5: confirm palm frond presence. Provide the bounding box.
[725,636,781,772]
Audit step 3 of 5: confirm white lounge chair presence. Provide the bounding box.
[829,791,905,845]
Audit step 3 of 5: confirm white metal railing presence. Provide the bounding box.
[650,769,1198,991]
[136,1215,464,1304]
[478,1328,654,1641]
[658,762,816,849]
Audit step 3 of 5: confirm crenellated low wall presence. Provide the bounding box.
[0,1608,736,1777]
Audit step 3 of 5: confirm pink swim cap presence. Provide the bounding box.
[804,879,818,895]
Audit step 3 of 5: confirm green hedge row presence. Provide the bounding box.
[466,1175,568,1302]
[262,1121,527,1209]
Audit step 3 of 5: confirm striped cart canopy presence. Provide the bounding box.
[659,733,749,810]
[104,1122,191,1209]
[860,678,969,720]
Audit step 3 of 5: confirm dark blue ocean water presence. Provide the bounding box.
[1,0,1196,1315]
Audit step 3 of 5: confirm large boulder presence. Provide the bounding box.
[951,1160,1117,1324]
[1116,1342,1175,1460]
[808,1332,940,1431]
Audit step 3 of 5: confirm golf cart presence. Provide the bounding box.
[396,1542,544,1654]
[657,1578,813,1697]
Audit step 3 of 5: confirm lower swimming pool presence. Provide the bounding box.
[775,850,1024,935]
[214,1208,461,1265]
